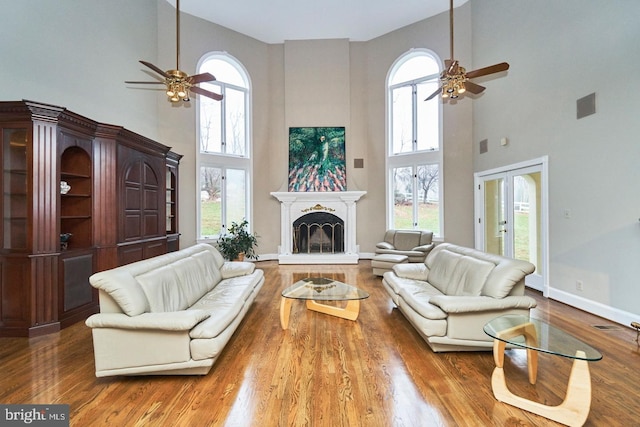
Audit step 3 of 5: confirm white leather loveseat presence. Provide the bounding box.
[85,243,264,377]
[382,243,536,352]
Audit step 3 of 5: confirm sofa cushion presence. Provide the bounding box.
[89,269,150,316]
[136,265,188,312]
[189,272,263,338]
[393,231,423,250]
[426,249,462,294]
[398,283,447,320]
[482,259,536,298]
[448,256,496,296]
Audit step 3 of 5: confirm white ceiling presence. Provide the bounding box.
[168,0,468,44]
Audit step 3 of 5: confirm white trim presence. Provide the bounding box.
[474,156,549,296]
[385,49,444,236]
[195,52,253,239]
[547,287,639,329]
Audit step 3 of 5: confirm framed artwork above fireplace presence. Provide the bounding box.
[288,126,346,192]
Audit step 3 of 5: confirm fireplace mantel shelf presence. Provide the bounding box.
[271,191,366,264]
[271,191,366,203]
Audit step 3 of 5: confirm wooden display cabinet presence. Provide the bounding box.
[0,100,180,336]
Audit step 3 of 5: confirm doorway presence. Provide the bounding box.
[474,157,548,293]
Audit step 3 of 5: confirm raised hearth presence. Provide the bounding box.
[271,191,366,264]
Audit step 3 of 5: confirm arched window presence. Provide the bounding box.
[197,53,252,239]
[387,50,443,236]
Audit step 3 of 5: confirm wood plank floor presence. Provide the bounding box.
[1,260,639,426]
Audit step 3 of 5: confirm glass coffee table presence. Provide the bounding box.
[484,315,602,427]
[280,277,369,330]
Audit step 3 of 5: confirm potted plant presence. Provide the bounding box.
[217,219,259,261]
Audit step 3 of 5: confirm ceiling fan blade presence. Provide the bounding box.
[190,85,223,101]
[466,62,510,79]
[188,72,216,84]
[139,60,171,78]
[425,86,443,101]
[447,60,459,75]
[465,81,486,95]
[125,81,165,84]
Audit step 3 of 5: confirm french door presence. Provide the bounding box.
[475,158,548,293]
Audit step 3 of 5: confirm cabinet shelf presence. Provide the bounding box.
[61,172,90,179]
[61,193,91,198]
[61,215,92,220]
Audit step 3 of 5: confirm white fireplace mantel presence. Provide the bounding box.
[271,191,366,264]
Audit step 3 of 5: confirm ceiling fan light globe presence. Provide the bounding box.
[166,89,175,97]
[177,89,187,98]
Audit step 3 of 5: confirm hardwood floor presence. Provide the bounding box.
[1,260,638,426]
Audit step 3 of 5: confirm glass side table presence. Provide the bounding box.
[484,315,602,427]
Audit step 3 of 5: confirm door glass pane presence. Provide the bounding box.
[416,81,439,151]
[200,166,222,237]
[225,88,246,156]
[393,167,413,228]
[513,172,541,274]
[416,164,439,232]
[225,168,246,227]
[391,86,413,154]
[484,178,505,256]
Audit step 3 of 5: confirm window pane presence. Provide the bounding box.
[393,167,414,228]
[225,168,246,227]
[225,88,246,156]
[416,81,440,151]
[200,166,222,237]
[200,88,222,153]
[391,56,439,85]
[391,86,413,154]
[201,59,246,88]
[416,164,440,232]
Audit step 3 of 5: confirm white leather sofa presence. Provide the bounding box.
[85,243,264,377]
[382,243,536,352]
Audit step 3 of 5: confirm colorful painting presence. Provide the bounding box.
[288,127,346,192]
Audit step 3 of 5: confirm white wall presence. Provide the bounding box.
[161,1,476,255]
[472,0,640,323]
[0,0,159,138]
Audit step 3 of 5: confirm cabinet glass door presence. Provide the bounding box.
[2,128,28,250]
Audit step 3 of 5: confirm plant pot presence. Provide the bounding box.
[234,252,245,261]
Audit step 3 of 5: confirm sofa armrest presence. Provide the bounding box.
[412,243,435,253]
[391,263,430,280]
[376,242,395,250]
[220,261,256,279]
[429,295,537,314]
[85,310,211,331]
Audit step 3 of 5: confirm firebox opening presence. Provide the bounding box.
[293,212,344,254]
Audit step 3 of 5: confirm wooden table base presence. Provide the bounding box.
[280,298,361,330]
[492,323,592,427]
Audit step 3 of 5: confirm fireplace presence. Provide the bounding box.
[293,212,344,254]
[271,191,366,264]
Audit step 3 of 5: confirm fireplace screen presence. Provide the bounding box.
[293,212,344,254]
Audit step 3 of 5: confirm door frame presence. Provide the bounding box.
[474,156,549,296]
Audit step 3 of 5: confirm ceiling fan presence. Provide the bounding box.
[425,0,509,101]
[125,0,222,103]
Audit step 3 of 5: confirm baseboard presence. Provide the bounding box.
[547,287,638,329]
